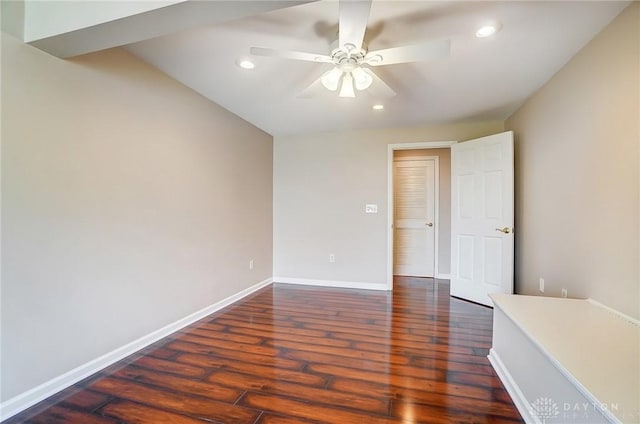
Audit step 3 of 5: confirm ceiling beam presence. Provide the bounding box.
[25,0,315,58]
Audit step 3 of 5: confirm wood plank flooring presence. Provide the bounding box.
[7,277,523,423]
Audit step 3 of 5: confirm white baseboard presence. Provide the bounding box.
[436,273,451,280]
[487,348,538,424]
[273,276,388,291]
[0,278,273,422]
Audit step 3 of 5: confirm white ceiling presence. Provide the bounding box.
[126,1,628,136]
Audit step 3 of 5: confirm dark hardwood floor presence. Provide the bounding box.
[7,277,522,423]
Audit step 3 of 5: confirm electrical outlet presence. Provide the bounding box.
[539,278,545,293]
[329,254,335,263]
[249,259,254,270]
[561,288,568,298]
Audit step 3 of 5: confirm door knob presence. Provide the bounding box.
[425,222,433,227]
[495,227,511,234]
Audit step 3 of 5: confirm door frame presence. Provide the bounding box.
[387,141,458,290]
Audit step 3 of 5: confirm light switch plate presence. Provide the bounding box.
[365,204,378,214]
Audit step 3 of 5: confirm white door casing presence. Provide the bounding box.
[450,131,514,306]
[393,159,437,277]
[386,141,457,289]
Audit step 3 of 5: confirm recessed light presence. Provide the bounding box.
[238,59,255,70]
[372,104,384,110]
[476,24,499,38]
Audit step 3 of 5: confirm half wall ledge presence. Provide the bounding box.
[489,293,639,424]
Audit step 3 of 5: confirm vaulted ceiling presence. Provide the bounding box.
[124,1,627,136]
[29,1,630,137]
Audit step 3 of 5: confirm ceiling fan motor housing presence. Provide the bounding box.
[330,41,367,69]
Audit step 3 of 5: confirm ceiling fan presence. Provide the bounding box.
[249,0,450,99]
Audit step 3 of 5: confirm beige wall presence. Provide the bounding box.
[506,3,639,319]
[1,33,273,400]
[0,0,24,39]
[273,122,503,286]
[394,148,451,275]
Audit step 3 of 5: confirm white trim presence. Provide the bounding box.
[0,278,273,422]
[391,141,458,150]
[273,277,388,291]
[387,141,457,289]
[436,273,451,280]
[433,157,440,279]
[487,349,540,424]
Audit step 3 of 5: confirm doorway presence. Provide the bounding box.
[387,133,514,304]
[388,142,456,288]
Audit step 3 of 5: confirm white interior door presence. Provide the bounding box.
[450,131,514,306]
[394,159,436,277]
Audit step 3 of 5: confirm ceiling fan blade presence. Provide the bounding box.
[365,39,450,66]
[339,0,372,52]
[250,47,332,63]
[363,68,396,98]
[297,75,327,98]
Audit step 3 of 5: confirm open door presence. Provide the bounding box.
[450,131,514,306]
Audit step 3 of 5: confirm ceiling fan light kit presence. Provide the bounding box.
[318,42,375,97]
[321,67,342,91]
[339,72,356,98]
[321,65,373,97]
[352,67,373,90]
[249,0,452,99]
